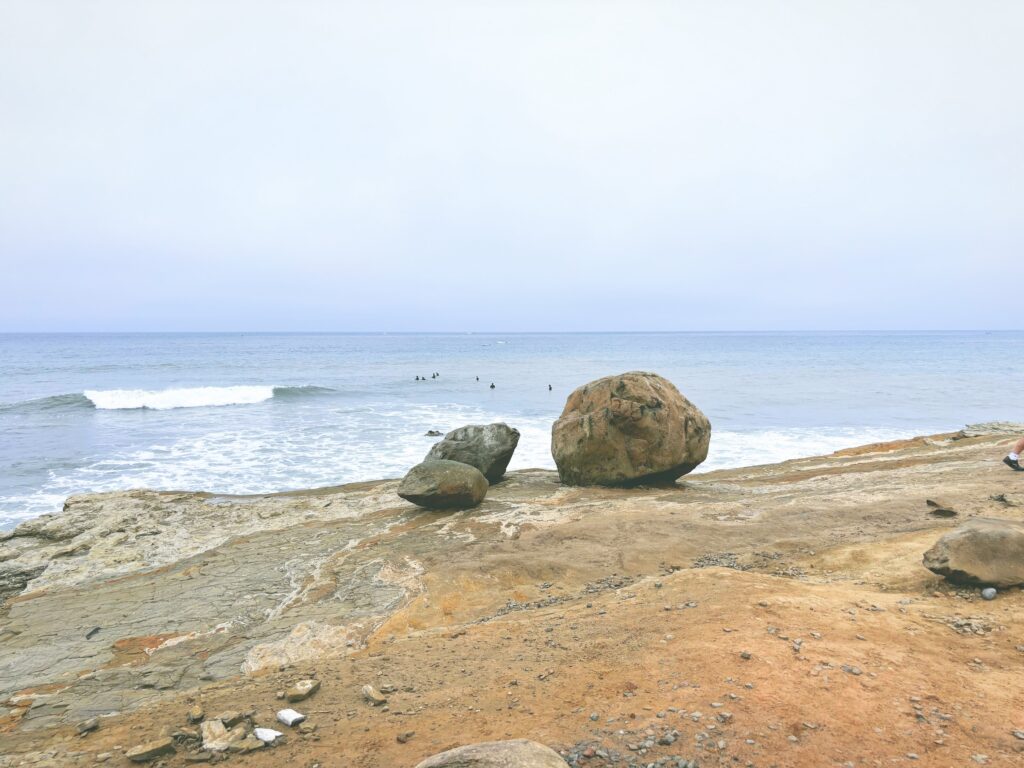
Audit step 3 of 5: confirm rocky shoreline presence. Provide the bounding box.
[3,424,1024,766]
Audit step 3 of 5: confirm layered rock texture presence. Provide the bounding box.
[3,427,1024,768]
[551,371,711,486]
[426,423,521,483]
[397,459,489,509]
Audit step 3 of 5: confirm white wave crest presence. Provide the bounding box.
[83,386,276,410]
[697,426,918,473]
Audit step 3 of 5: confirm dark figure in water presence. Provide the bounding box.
[476,376,479,381]
[415,376,420,381]
[548,384,552,391]
[489,383,496,389]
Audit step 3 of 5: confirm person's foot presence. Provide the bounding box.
[1004,456,1024,471]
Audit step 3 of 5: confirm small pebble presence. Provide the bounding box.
[981,588,996,600]
[361,684,388,706]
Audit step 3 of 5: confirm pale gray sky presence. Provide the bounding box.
[1,1,1022,331]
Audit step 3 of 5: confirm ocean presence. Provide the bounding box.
[1,331,1020,530]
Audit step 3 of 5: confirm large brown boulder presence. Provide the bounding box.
[923,517,1024,587]
[551,371,710,486]
[414,739,567,768]
[397,460,488,510]
[426,423,520,482]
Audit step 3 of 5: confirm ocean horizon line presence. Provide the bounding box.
[2,329,1022,337]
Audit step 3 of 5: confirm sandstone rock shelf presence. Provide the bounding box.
[2,428,1024,767]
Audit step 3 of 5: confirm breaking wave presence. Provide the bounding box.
[1,386,336,413]
[85,386,277,410]
[83,385,334,410]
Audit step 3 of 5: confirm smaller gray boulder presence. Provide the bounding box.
[922,517,1024,587]
[426,423,520,482]
[414,739,567,768]
[397,460,488,510]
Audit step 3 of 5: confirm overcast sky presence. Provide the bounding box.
[1,1,1022,332]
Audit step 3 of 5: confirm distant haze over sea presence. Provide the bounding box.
[1,331,1020,529]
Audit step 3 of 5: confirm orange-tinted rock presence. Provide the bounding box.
[551,371,710,486]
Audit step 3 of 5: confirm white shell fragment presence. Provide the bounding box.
[276,708,306,727]
[254,727,283,743]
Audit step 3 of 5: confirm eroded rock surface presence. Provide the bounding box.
[551,371,711,486]
[4,429,1024,768]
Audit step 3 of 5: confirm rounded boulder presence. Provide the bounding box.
[426,423,520,482]
[397,460,488,510]
[414,739,567,768]
[551,371,711,486]
[922,517,1024,587]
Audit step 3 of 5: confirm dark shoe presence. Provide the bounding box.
[1003,456,1024,471]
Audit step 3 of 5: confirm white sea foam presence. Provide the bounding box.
[84,385,277,410]
[697,427,919,473]
[0,403,919,527]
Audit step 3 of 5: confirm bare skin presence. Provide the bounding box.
[1005,437,1024,468]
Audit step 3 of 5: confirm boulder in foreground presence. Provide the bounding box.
[551,371,711,486]
[923,517,1024,587]
[397,460,488,509]
[414,739,567,768]
[426,423,521,482]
